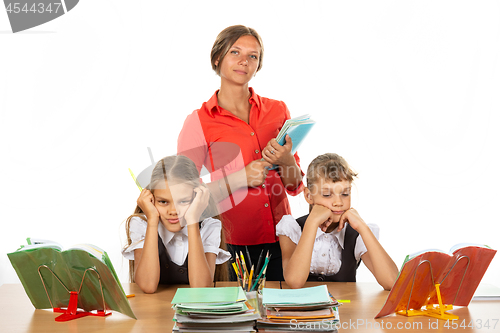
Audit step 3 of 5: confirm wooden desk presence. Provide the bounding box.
[1,282,498,332]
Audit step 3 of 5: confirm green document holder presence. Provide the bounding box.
[8,247,136,321]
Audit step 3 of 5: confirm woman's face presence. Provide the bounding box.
[216,35,261,86]
[153,180,194,233]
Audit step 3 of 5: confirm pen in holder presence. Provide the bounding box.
[250,253,270,292]
[236,273,244,290]
[240,274,267,292]
[256,276,266,292]
[233,251,270,292]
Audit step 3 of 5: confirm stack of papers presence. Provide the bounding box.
[171,287,260,333]
[257,285,339,332]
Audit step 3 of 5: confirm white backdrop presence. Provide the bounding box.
[1,1,499,288]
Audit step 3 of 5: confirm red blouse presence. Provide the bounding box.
[177,88,304,245]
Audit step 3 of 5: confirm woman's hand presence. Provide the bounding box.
[307,204,336,232]
[337,208,367,232]
[262,135,295,167]
[184,185,211,226]
[137,189,159,225]
[245,160,272,187]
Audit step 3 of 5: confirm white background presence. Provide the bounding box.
[0,1,499,289]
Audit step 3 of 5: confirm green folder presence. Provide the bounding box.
[7,239,136,319]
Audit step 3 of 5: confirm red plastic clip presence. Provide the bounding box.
[53,291,111,322]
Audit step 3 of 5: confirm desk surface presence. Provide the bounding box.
[1,282,499,332]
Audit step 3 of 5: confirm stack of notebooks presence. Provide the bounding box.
[264,114,316,170]
[171,287,260,333]
[275,114,315,154]
[257,285,340,332]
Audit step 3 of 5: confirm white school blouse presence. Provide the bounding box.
[276,215,379,276]
[122,216,231,266]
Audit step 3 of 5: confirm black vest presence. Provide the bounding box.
[157,235,189,285]
[296,214,360,282]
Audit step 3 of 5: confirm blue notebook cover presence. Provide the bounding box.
[267,114,315,169]
[277,122,315,155]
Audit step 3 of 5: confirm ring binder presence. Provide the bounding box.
[38,265,111,322]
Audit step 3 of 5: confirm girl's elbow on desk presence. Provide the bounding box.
[380,281,395,291]
[377,271,398,291]
[287,281,306,289]
[138,283,158,294]
[284,273,306,289]
[135,274,160,294]
[189,280,214,288]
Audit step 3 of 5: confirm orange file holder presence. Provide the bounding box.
[376,245,496,320]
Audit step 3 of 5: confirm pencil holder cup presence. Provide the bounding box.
[246,290,264,317]
[257,277,266,293]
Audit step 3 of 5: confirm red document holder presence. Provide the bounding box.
[376,246,496,320]
[395,259,464,320]
[38,265,112,322]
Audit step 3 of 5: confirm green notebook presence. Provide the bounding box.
[262,285,331,305]
[7,238,136,319]
[171,286,247,305]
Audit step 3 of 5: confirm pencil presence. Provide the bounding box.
[248,265,254,291]
[128,168,143,191]
[250,253,270,291]
[232,262,239,278]
[259,265,268,290]
[240,251,249,276]
[262,261,269,277]
[255,249,264,277]
[235,256,243,278]
[261,254,271,278]
[245,246,252,269]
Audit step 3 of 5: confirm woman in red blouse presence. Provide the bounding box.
[177,25,304,281]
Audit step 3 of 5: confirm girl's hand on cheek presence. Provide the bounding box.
[308,204,335,230]
[137,189,159,224]
[337,208,366,232]
[184,185,210,225]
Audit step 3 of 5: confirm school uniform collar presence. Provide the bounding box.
[206,87,261,117]
[315,224,346,249]
[158,223,189,245]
